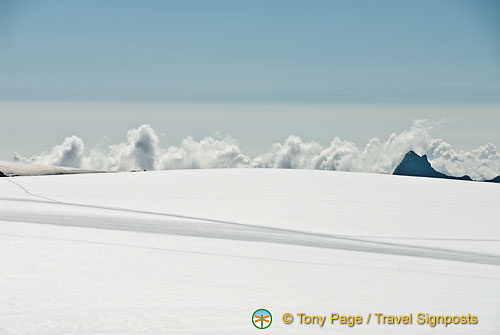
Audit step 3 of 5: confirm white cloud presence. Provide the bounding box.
[82,124,160,171]
[14,135,84,168]
[252,135,323,169]
[426,140,500,180]
[158,134,251,169]
[14,120,500,180]
[252,119,434,174]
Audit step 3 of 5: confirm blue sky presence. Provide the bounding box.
[1,0,499,102]
[0,0,499,160]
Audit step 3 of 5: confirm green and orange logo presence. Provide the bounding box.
[252,309,272,329]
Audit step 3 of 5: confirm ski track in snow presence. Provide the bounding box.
[1,178,499,266]
[0,231,499,281]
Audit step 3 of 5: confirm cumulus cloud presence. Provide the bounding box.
[252,135,323,169]
[252,119,435,173]
[14,135,84,168]
[13,120,500,180]
[158,134,250,169]
[82,124,160,171]
[426,140,500,180]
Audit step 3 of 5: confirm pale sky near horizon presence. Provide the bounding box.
[1,0,499,160]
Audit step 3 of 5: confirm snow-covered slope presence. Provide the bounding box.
[0,169,499,334]
[0,160,102,177]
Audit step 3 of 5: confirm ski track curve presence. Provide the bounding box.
[1,232,498,281]
[1,197,499,266]
[1,178,499,266]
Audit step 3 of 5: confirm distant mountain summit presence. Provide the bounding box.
[485,175,500,183]
[393,151,472,181]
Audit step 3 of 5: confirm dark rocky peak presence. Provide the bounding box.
[393,151,472,181]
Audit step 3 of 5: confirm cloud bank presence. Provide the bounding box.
[14,120,500,180]
[14,135,85,168]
